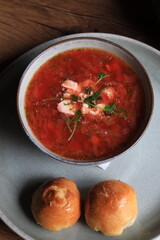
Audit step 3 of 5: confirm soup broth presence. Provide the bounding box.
[25,48,145,161]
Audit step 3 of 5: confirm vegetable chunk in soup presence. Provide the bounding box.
[25,48,145,161]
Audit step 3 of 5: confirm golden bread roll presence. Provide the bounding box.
[31,177,81,231]
[85,179,138,236]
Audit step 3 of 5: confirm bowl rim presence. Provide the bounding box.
[17,36,154,165]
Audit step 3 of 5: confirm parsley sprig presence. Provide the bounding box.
[84,87,92,94]
[83,92,127,118]
[100,102,127,118]
[66,117,72,133]
[67,110,82,141]
[101,102,116,113]
[71,94,78,101]
[93,72,111,87]
[83,91,101,107]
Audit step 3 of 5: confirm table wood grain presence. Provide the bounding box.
[0,0,159,239]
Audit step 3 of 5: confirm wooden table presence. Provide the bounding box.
[0,0,159,239]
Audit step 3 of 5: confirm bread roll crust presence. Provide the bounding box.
[31,177,81,231]
[85,180,138,236]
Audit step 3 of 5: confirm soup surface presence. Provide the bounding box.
[25,48,145,161]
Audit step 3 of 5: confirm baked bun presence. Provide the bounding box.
[31,177,81,231]
[85,179,138,236]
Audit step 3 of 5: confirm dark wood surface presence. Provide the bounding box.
[0,0,159,239]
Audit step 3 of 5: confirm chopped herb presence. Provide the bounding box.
[66,117,72,133]
[64,102,72,106]
[100,102,127,118]
[74,110,82,123]
[93,72,111,87]
[98,72,106,80]
[84,87,92,94]
[83,91,100,108]
[84,92,127,118]
[68,110,82,141]
[101,102,116,113]
[71,94,78,102]
[84,91,127,118]
[114,108,127,118]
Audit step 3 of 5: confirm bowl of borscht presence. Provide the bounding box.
[17,37,153,165]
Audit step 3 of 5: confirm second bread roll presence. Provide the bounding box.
[85,179,138,236]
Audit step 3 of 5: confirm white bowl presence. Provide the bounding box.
[17,37,153,165]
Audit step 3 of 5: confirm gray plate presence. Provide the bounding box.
[0,33,160,240]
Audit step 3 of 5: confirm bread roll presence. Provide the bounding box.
[31,177,81,231]
[85,179,138,236]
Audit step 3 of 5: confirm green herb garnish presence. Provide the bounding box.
[93,72,111,87]
[83,91,101,107]
[84,87,92,94]
[98,72,106,80]
[101,102,116,113]
[71,94,78,102]
[64,102,72,106]
[100,102,127,118]
[66,117,72,133]
[114,108,127,118]
[68,110,82,141]
[84,92,127,118]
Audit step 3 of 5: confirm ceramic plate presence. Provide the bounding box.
[0,33,160,240]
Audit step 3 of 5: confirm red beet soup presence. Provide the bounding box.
[25,48,145,161]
